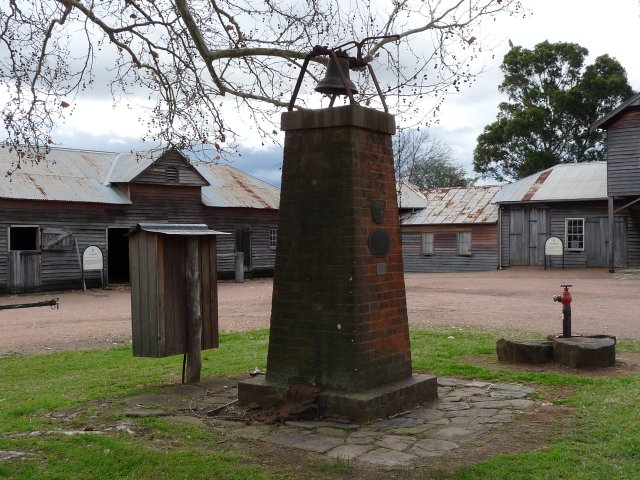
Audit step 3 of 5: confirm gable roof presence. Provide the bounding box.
[196,163,279,209]
[591,92,640,131]
[402,185,500,225]
[494,162,607,204]
[107,148,208,185]
[0,147,280,208]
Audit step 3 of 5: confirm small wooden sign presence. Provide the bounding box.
[82,245,104,271]
[544,237,563,256]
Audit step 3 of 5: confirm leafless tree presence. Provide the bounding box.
[0,0,524,163]
[394,128,473,188]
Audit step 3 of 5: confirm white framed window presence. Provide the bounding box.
[457,231,472,256]
[420,232,434,255]
[565,218,584,251]
[269,228,277,249]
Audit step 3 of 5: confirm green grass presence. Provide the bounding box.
[1,328,640,479]
[0,330,269,434]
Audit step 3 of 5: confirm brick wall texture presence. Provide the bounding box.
[266,106,412,392]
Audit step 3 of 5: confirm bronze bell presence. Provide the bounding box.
[315,56,358,96]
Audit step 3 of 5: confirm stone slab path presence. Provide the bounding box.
[108,375,538,469]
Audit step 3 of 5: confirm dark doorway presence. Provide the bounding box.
[235,225,252,272]
[107,227,130,284]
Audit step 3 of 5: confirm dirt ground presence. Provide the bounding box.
[1,267,639,356]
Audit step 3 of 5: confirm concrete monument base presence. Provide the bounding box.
[238,373,438,421]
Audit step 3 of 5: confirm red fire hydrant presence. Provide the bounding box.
[553,284,572,338]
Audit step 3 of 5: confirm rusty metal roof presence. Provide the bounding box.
[0,147,131,204]
[0,147,280,208]
[402,185,501,225]
[397,181,428,210]
[196,163,280,209]
[494,162,607,204]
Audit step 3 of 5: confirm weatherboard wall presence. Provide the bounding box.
[0,190,277,293]
[606,109,640,197]
[401,223,498,272]
[498,201,637,269]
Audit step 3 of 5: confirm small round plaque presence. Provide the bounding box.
[371,200,385,224]
[368,229,390,257]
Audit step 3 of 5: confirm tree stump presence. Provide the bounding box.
[496,338,554,364]
[553,336,616,368]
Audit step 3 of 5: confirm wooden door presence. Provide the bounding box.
[614,217,627,268]
[508,209,526,266]
[585,218,606,267]
[528,208,549,266]
[585,217,626,268]
[8,251,41,293]
[508,207,549,266]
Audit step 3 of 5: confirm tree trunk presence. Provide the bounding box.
[185,236,202,383]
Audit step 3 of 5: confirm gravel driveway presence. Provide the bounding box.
[1,268,638,355]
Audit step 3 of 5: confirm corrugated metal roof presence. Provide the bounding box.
[494,162,607,204]
[196,163,280,209]
[0,148,131,204]
[0,147,280,208]
[135,223,228,235]
[397,181,428,209]
[402,185,501,225]
[107,150,159,183]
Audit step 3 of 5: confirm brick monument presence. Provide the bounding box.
[238,105,437,419]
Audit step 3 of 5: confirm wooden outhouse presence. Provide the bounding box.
[129,223,227,357]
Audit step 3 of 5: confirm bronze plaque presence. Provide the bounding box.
[368,229,390,257]
[371,200,385,224]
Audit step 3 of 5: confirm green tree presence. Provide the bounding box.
[473,41,634,181]
[394,129,474,188]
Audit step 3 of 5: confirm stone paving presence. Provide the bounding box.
[107,375,537,469]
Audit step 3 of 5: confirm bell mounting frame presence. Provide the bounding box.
[287,35,400,113]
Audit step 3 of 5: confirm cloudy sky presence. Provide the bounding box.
[19,1,640,187]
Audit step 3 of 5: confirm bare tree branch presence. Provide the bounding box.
[0,0,524,164]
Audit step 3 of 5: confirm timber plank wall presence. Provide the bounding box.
[499,201,640,269]
[401,223,498,272]
[606,110,640,197]
[0,191,278,293]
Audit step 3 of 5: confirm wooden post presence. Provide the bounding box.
[185,236,202,383]
[608,196,615,273]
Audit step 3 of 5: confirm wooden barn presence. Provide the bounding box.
[400,184,501,272]
[0,147,279,293]
[494,161,640,269]
[591,92,640,271]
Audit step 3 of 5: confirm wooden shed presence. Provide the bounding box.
[400,184,501,272]
[129,224,227,358]
[494,162,638,269]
